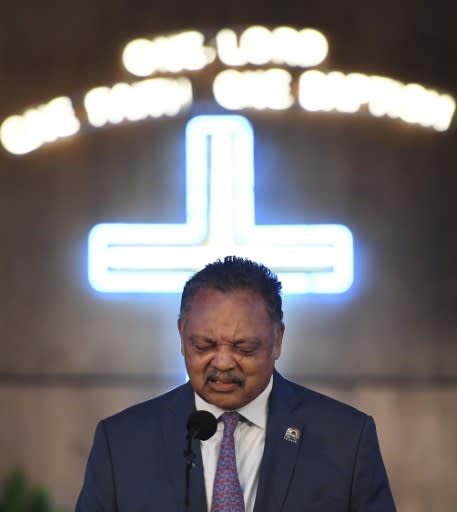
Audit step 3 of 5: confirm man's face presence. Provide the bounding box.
[178,287,283,410]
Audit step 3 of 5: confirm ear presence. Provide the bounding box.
[177,318,184,355]
[273,323,285,360]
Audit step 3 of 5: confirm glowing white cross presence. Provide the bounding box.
[88,115,353,294]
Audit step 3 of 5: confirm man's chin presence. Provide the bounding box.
[202,386,249,410]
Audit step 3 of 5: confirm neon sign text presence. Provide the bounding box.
[0,97,80,155]
[122,31,216,76]
[122,26,328,76]
[84,78,192,128]
[213,69,294,110]
[2,25,455,155]
[212,26,328,67]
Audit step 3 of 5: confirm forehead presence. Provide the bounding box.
[185,287,271,326]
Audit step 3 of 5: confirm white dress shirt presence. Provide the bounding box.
[194,377,272,512]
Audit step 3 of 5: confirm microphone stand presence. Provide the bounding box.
[184,432,196,512]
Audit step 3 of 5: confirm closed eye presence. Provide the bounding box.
[190,337,260,355]
[191,339,217,352]
[232,341,259,355]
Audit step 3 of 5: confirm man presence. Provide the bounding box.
[77,256,396,511]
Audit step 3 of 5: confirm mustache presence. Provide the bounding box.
[206,371,244,386]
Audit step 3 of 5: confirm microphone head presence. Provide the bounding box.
[186,410,217,441]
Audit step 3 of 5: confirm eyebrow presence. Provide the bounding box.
[189,335,260,345]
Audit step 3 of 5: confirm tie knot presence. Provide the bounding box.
[220,411,240,436]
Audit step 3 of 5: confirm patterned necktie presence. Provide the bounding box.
[210,412,245,512]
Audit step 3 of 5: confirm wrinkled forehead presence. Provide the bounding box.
[194,286,268,311]
[182,286,272,325]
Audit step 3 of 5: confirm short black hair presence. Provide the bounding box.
[179,256,283,325]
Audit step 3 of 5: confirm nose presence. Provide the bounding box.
[210,345,237,371]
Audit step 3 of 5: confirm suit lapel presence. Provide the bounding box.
[254,372,306,512]
[161,383,208,512]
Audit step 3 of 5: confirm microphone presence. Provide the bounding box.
[186,410,217,441]
[184,410,217,511]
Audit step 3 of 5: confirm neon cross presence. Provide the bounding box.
[88,115,353,294]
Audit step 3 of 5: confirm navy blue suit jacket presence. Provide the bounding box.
[76,372,396,511]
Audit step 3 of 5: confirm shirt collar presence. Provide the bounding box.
[194,376,272,429]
